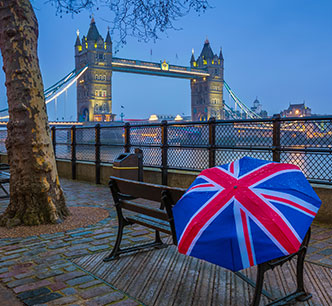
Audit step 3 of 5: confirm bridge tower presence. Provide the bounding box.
[190,40,224,121]
[75,18,114,122]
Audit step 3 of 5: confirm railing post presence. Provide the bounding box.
[161,120,168,186]
[51,126,56,158]
[272,114,281,162]
[95,124,101,184]
[135,148,144,182]
[124,122,130,153]
[71,125,76,180]
[208,117,216,168]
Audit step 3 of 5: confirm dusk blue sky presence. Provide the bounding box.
[0,0,331,121]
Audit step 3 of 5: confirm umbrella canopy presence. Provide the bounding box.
[173,157,321,272]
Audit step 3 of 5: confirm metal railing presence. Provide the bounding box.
[1,115,331,185]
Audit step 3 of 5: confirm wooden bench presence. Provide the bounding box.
[105,176,312,306]
[0,163,10,199]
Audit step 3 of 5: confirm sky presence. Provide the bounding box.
[0,0,332,121]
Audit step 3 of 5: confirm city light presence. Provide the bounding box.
[149,114,158,121]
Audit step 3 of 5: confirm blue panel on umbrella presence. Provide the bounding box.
[190,203,243,271]
[249,219,286,265]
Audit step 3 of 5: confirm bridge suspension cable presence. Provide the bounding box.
[224,81,262,119]
[0,66,88,120]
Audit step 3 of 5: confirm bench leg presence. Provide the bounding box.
[154,230,168,249]
[103,210,129,262]
[295,228,312,302]
[250,263,267,306]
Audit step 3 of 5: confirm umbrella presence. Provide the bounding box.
[172,157,321,272]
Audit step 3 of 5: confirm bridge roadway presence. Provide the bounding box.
[111,57,210,79]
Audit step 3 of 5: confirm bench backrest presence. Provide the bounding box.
[109,176,186,205]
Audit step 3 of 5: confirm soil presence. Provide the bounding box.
[0,206,109,238]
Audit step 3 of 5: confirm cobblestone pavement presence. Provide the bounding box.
[0,178,331,306]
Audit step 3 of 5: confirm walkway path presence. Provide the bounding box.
[0,178,331,305]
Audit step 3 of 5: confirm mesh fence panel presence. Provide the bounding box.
[101,127,124,145]
[130,126,161,146]
[281,120,332,148]
[76,144,95,161]
[168,148,209,170]
[130,146,161,167]
[0,129,7,153]
[76,127,95,145]
[216,122,273,147]
[55,128,71,144]
[55,144,71,159]
[167,124,208,146]
[216,150,272,166]
[101,146,124,163]
[280,152,332,183]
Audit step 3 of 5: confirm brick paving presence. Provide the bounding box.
[0,178,331,305]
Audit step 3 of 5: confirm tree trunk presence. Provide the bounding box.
[0,0,69,227]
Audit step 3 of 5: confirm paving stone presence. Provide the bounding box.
[78,279,102,289]
[0,260,15,268]
[64,265,77,272]
[85,291,124,306]
[5,248,28,255]
[23,292,63,306]
[319,257,332,266]
[48,281,67,291]
[71,238,94,245]
[0,267,8,274]
[64,250,90,257]
[47,295,78,305]
[36,269,63,279]
[90,239,112,246]
[15,271,36,280]
[317,248,332,256]
[7,278,36,288]
[306,246,319,254]
[61,287,77,295]
[79,285,111,299]
[306,253,326,261]
[66,275,95,286]
[66,244,87,252]
[129,237,149,243]
[17,287,51,300]
[48,243,67,250]
[92,233,114,239]
[13,280,52,294]
[70,231,93,237]
[0,253,21,261]
[55,270,86,282]
[130,230,150,237]
[88,245,110,252]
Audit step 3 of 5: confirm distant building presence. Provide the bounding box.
[280,103,312,117]
[224,98,268,119]
[251,98,268,118]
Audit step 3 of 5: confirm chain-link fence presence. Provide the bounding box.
[0,116,331,185]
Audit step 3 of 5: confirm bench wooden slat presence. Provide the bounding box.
[110,176,186,203]
[120,199,169,221]
[126,214,172,234]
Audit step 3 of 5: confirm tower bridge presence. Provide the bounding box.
[0,18,260,122]
[75,18,224,122]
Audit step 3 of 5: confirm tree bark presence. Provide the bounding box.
[0,0,69,227]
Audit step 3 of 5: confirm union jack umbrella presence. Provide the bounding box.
[173,157,321,272]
